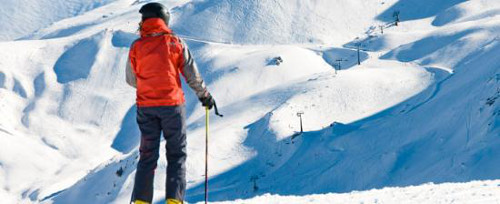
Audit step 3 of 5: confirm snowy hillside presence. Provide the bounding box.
[172,0,387,45]
[0,0,499,203]
[0,0,116,41]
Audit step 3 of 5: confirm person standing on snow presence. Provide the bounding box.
[125,2,216,204]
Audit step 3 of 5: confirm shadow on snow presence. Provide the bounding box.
[111,105,141,154]
[53,32,104,84]
[376,0,467,23]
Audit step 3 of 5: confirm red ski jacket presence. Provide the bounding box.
[126,18,207,107]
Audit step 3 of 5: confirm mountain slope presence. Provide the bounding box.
[0,0,116,41]
[0,0,499,203]
[172,0,392,45]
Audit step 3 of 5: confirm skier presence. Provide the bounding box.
[125,2,216,204]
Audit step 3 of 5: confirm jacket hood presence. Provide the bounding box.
[140,18,172,38]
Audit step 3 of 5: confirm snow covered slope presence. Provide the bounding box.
[0,0,116,41]
[0,0,499,203]
[172,0,390,45]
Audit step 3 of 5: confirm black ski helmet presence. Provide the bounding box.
[139,2,170,25]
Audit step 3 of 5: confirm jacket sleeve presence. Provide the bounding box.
[125,57,137,88]
[180,39,208,98]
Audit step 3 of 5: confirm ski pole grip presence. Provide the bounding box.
[213,103,223,117]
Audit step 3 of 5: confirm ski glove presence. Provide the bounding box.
[199,92,216,109]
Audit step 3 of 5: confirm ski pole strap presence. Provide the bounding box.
[213,103,223,117]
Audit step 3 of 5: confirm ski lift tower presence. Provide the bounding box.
[335,58,348,70]
[356,42,362,65]
[297,111,304,133]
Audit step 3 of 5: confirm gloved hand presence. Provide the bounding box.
[199,92,215,109]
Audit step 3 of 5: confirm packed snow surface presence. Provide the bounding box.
[213,180,500,204]
[0,0,499,203]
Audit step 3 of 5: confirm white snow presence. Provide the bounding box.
[172,0,392,45]
[0,0,499,203]
[0,0,116,41]
[212,180,500,204]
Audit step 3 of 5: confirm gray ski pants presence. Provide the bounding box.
[132,105,187,202]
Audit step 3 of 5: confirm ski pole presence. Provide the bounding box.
[205,106,209,204]
[205,103,223,204]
